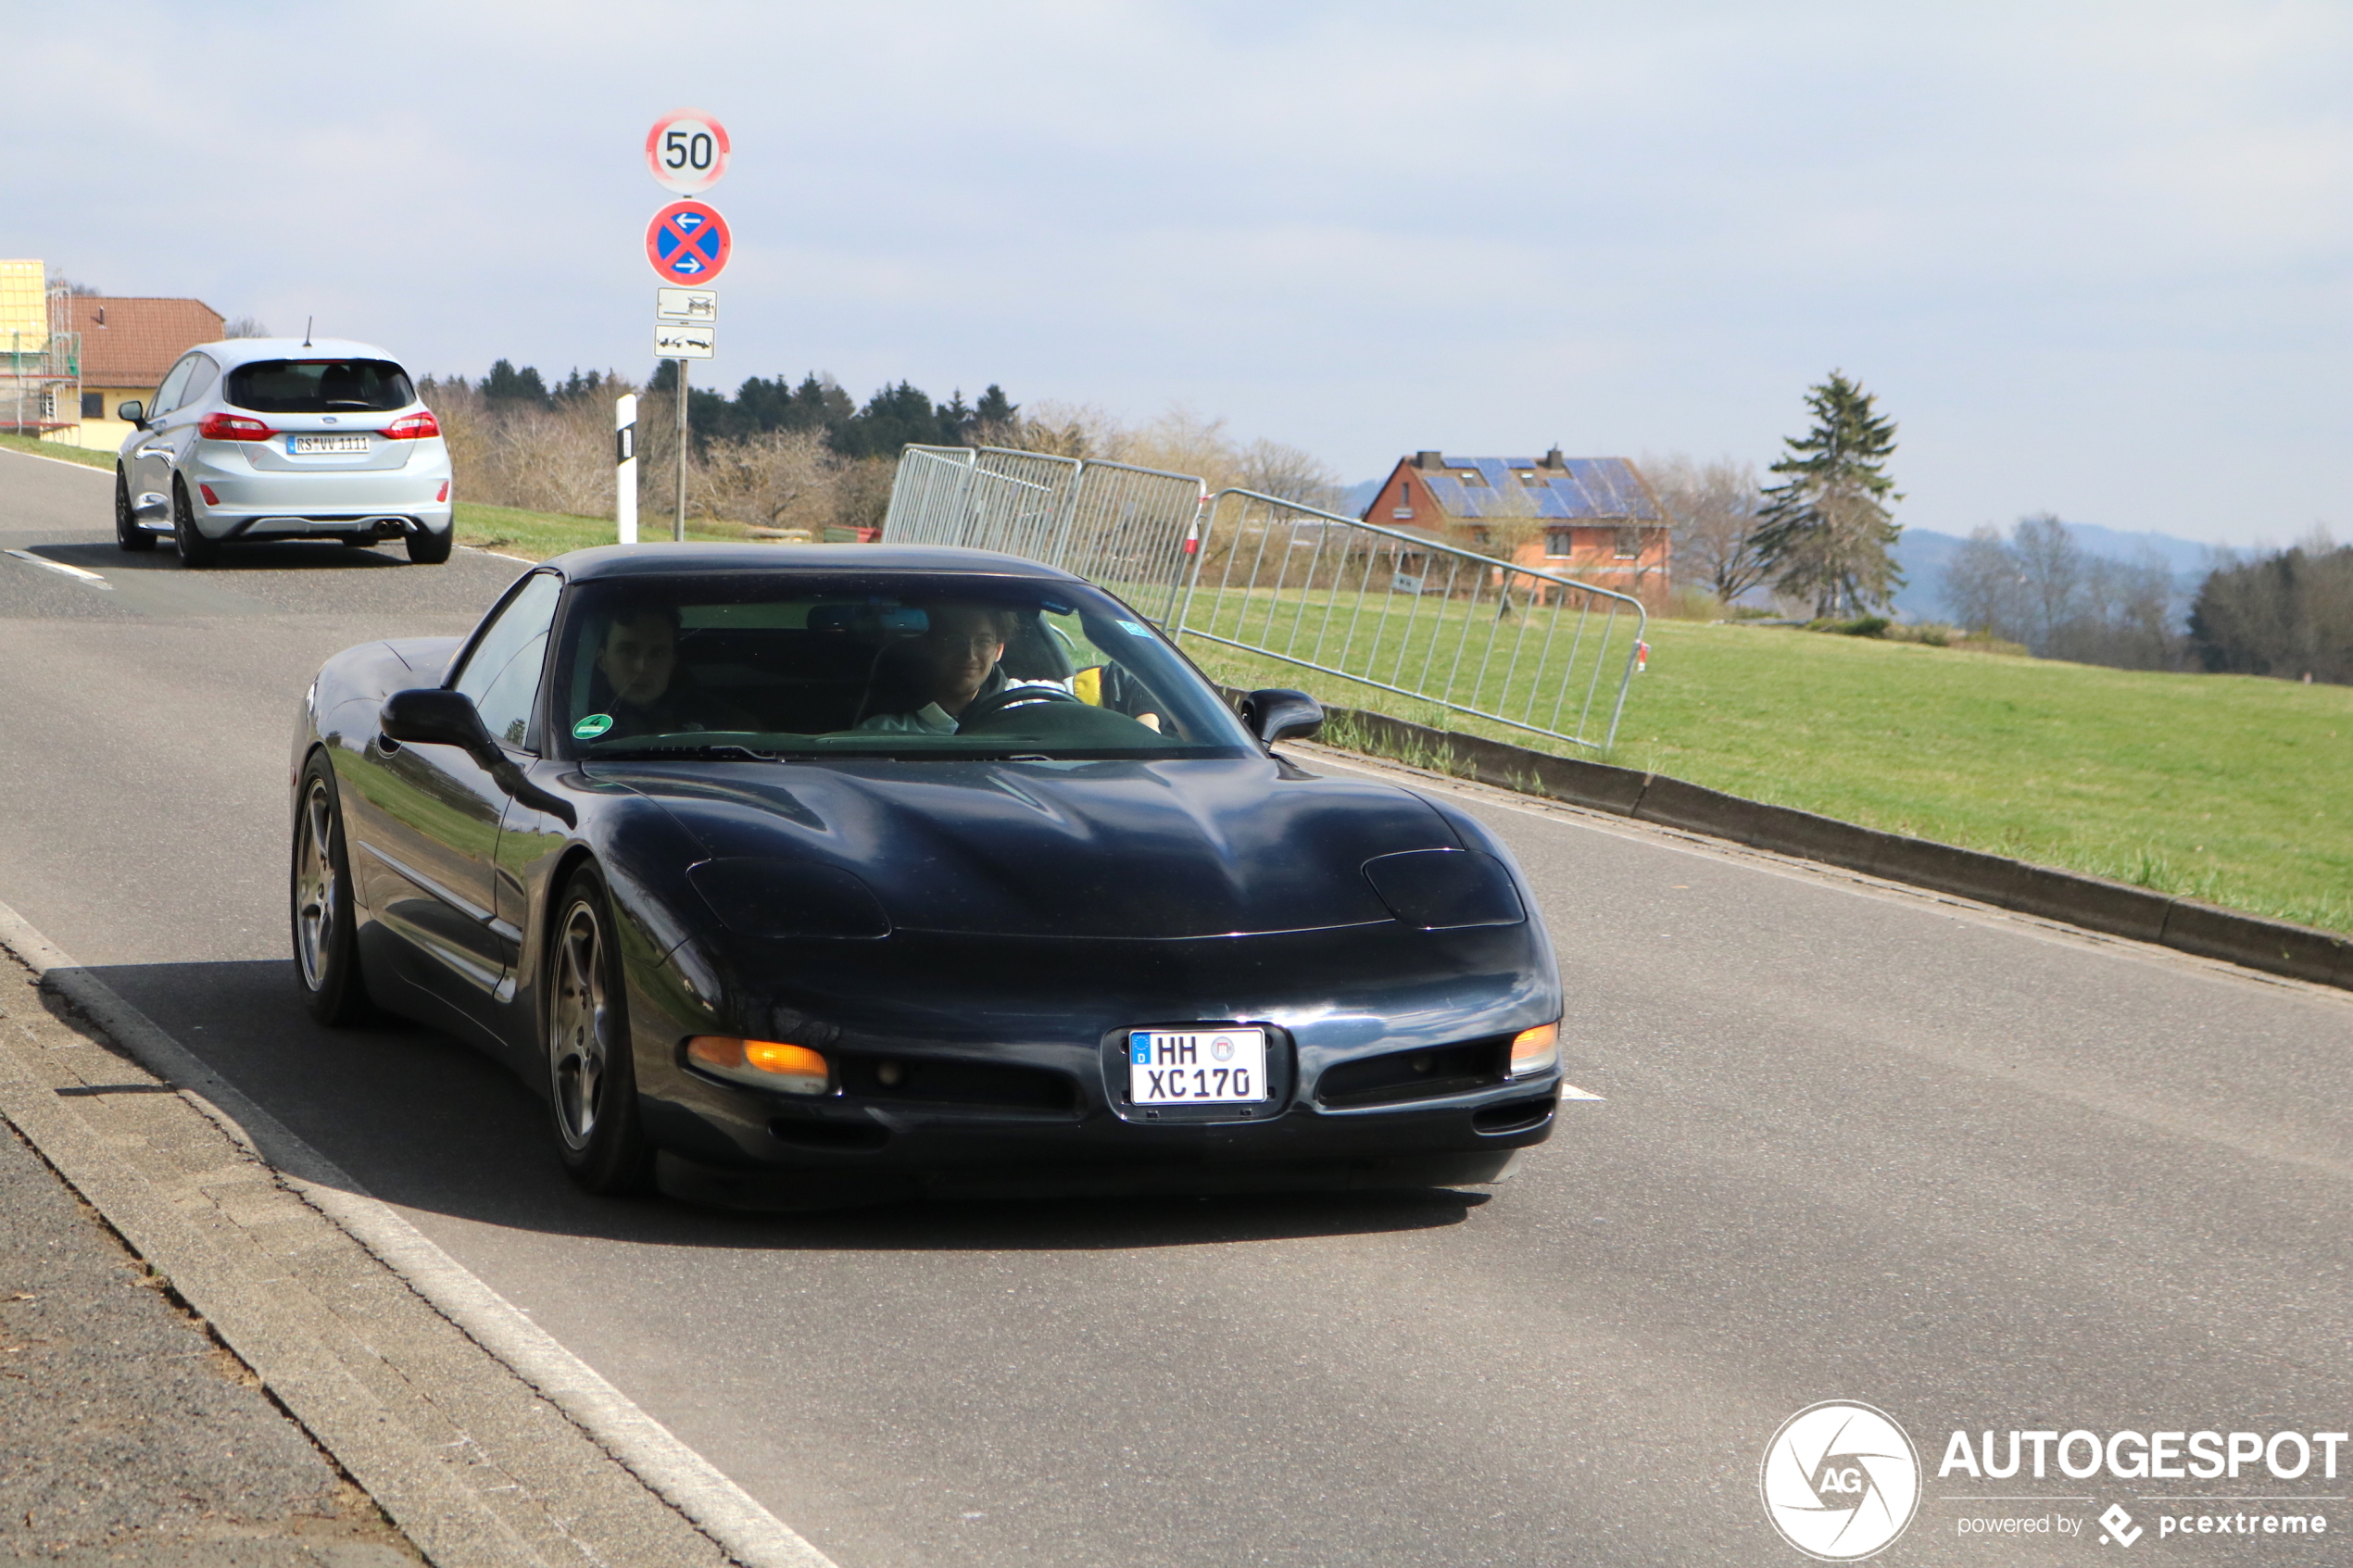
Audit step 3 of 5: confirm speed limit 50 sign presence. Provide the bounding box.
[646,110,730,195]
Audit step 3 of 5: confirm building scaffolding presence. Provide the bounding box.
[0,262,82,438]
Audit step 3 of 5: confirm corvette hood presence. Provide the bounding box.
[603,757,1461,939]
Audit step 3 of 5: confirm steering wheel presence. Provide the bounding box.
[954,684,1085,732]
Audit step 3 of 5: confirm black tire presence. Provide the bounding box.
[115,469,156,552]
[545,866,653,1194]
[405,527,453,565]
[290,755,373,1026]
[172,480,220,568]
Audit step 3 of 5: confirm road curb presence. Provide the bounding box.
[1297,699,2353,994]
[0,898,836,1568]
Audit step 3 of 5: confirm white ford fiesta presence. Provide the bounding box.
[113,337,455,567]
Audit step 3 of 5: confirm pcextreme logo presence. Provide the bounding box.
[1762,1401,1923,1561]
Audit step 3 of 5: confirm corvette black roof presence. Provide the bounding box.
[547,543,1084,582]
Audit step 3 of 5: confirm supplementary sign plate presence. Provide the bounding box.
[646,200,732,284]
[655,322,715,359]
[656,287,718,322]
[645,110,731,195]
[1128,1028,1268,1105]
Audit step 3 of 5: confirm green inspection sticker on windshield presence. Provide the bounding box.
[573,713,614,740]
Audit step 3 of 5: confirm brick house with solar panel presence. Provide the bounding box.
[1365,448,1670,608]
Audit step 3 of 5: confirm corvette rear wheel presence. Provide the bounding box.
[291,757,371,1025]
[546,867,652,1194]
[115,469,156,552]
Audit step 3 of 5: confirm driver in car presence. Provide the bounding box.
[586,604,755,739]
[858,602,1026,734]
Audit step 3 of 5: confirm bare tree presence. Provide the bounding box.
[1233,438,1342,510]
[2010,513,2085,651]
[1943,525,2027,637]
[1644,452,1768,605]
[222,315,271,338]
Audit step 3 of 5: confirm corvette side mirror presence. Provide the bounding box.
[380,688,577,827]
[116,400,145,428]
[1239,688,1323,746]
[381,688,501,766]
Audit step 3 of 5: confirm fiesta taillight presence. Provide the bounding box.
[1508,1022,1560,1078]
[196,412,274,441]
[380,410,441,441]
[687,1035,830,1095]
[435,480,450,502]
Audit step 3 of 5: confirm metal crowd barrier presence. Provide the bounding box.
[880,453,1648,752]
[1176,489,1649,753]
[881,445,1205,625]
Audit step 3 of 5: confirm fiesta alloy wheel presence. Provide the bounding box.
[290,756,372,1025]
[114,469,156,552]
[172,479,220,568]
[546,868,653,1193]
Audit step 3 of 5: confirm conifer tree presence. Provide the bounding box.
[1750,371,1903,616]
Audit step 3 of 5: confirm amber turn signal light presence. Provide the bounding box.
[1508,1022,1560,1078]
[686,1035,830,1095]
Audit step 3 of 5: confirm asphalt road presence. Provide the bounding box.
[4,445,2350,1567]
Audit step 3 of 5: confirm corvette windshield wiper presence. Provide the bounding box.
[585,744,777,762]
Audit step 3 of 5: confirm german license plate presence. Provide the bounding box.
[1128,1028,1268,1105]
[291,433,369,454]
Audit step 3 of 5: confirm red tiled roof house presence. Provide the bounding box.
[57,295,224,447]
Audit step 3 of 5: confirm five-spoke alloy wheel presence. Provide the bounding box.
[290,756,371,1025]
[546,868,652,1192]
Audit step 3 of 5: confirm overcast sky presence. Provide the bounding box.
[6,2,2344,545]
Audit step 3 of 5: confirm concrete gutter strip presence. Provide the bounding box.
[1309,701,2352,994]
[0,898,836,1568]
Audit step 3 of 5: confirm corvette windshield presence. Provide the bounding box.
[551,572,1258,760]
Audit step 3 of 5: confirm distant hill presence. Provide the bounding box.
[1890,523,2221,624]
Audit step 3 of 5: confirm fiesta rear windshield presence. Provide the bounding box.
[226,358,416,414]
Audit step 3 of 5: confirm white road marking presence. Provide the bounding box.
[1561,1085,1605,1100]
[459,545,539,565]
[4,549,110,588]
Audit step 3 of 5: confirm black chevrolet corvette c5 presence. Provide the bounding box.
[289,545,1565,1205]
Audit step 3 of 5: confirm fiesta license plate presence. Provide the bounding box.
[1128,1028,1268,1105]
[291,433,370,454]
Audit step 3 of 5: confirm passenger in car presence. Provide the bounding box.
[585,604,756,739]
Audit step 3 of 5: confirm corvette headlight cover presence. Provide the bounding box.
[1360,849,1526,930]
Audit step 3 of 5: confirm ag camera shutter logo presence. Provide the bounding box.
[1761,1401,1922,1560]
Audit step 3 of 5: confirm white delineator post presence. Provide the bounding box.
[615,394,638,544]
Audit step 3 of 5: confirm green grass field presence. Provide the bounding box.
[1183,619,2353,935]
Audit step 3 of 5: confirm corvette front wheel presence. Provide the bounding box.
[546,867,653,1195]
[291,756,371,1025]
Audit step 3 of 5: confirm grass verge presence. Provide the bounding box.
[0,433,115,470]
[453,502,776,560]
[1181,620,2353,935]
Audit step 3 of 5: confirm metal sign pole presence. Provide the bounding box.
[614,394,638,544]
[673,361,687,542]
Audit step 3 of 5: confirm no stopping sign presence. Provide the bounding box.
[646,200,732,284]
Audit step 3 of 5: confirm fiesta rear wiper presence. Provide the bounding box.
[586,744,778,761]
